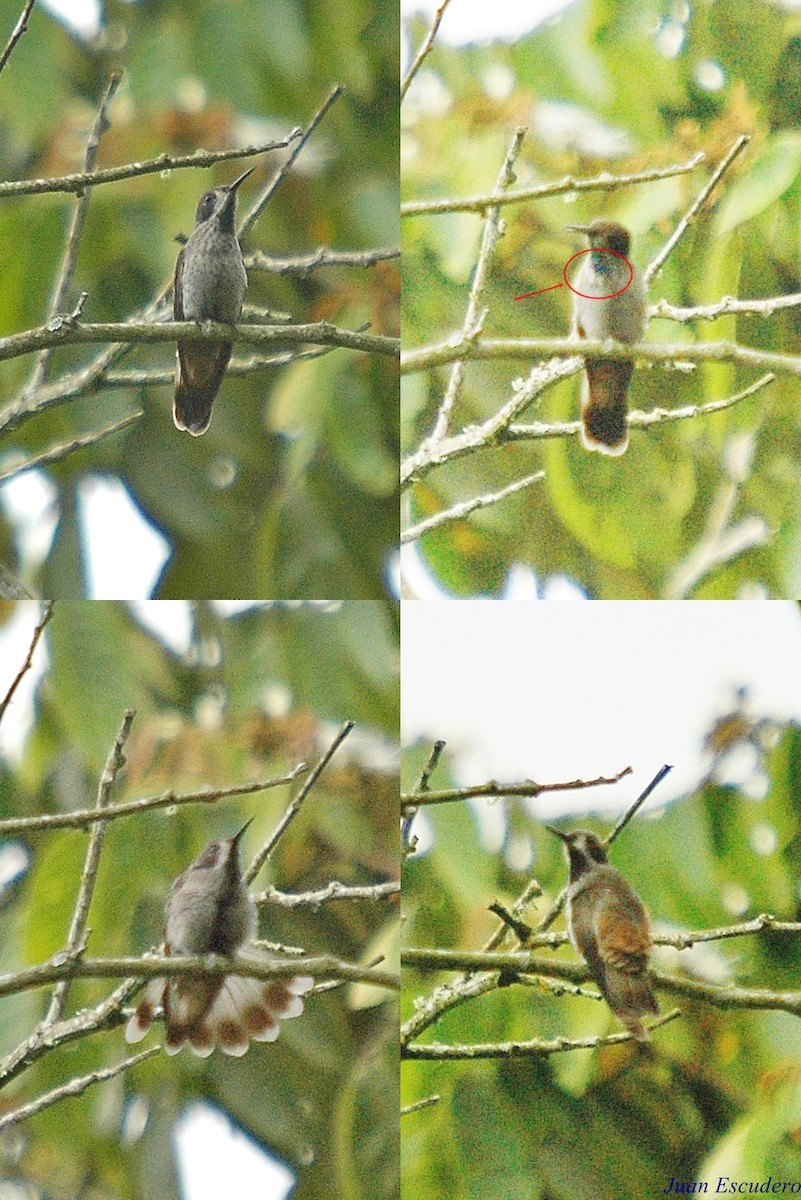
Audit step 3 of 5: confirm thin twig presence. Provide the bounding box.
[664,428,770,598]
[0,977,140,1090]
[651,293,801,322]
[401,153,706,218]
[402,739,445,859]
[0,1047,159,1132]
[0,131,303,198]
[25,73,122,397]
[606,764,673,845]
[0,413,141,484]
[401,1094,442,1115]
[239,84,343,241]
[402,1011,681,1060]
[0,601,53,725]
[401,0,453,101]
[645,135,751,285]
[401,470,544,544]
[43,710,135,1025]
[0,761,308,835]
[0,951,398,998]
[249,246,399,275]
[401,766,632,809]
[424,128,526,450]
[0,0,35,76]
[257,879,399,907]
[244,720,355,884]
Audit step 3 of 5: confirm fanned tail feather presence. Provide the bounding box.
[126,970,313,1057]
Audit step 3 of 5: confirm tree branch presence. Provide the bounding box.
[403,1010,682,1060]
[0,600,53,725]
[0,952,398,998]
[401,152,706,218]
[248,245,399,276]
[401,766,632,809]
[0,0,35,76]
[0,1047,159,1131]
[244,719,355,884]
[0,413,141,484]
[0,131,303,198]
[401,470,545,544]
[257,879,399,907]
[401,0,454,102]
[0,761,308,835]
[401,334,801,376]
[645,135,750,285]
[43,709,135,1025]
[24,72,121,398]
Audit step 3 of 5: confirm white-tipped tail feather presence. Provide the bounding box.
[125,969,313,1057]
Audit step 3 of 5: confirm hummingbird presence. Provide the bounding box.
[545,826,659,1041]
[125,819,313,1056]
[567,219,647,456]
[173,167,254,436]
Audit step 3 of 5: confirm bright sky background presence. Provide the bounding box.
[402,601,801,818]
[401,0,568,51]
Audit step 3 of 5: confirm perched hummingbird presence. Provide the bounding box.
[125,820,313,1057]
[546,826,659,1041]
[567,219,647,456]
[173,167,254,436]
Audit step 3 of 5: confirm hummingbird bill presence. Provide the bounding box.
[567,219,647,456]
[173,167,253,436]
[125,820,313,1057]
[546,826,659,1041]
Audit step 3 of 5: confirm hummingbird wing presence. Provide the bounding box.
[593,880,659,1037]
[173,244,185,322]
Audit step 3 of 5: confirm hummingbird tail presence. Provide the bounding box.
[581,359,632,456]
[605,969,659,1041]
[126,963,313,1057]
[173,340,233,435]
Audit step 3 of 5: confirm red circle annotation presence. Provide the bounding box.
[514,247,634,303]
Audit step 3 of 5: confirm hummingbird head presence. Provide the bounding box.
[186,816,253,881]
[567,219,631,257]
[545,826,609,881]
[194,167,255,233]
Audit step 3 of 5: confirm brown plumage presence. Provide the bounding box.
[546,827,658,1041]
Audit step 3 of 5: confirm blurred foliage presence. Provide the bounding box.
[0,0,398,599]
[402,0,801,597]
[0,600,398,1200]
[401,707,801,1199]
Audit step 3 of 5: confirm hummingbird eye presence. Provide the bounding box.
[195,192,217,222]
[193,842,222,869]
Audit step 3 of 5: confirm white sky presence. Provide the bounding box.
[401,0,567,49]
[402,601,801,816]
